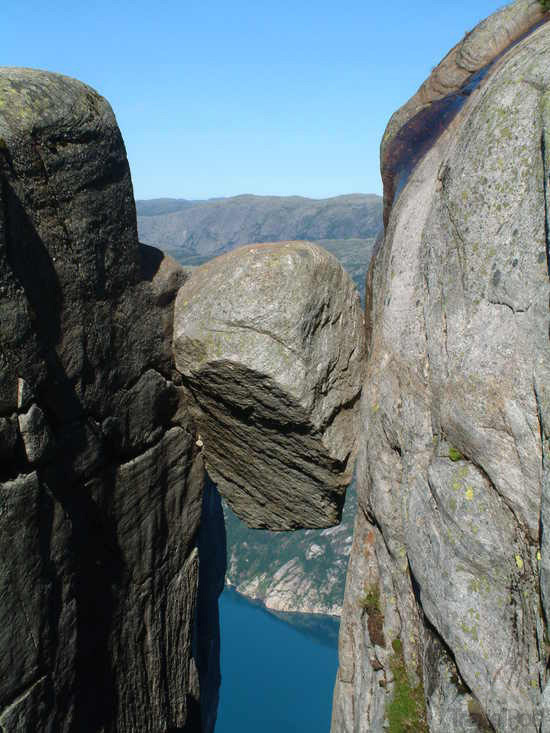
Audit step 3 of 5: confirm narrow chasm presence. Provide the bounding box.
[172,240,366,731]
[205,469,355,732]
[194,475,227,733]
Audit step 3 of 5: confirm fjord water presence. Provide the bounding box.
[215,589,339,732]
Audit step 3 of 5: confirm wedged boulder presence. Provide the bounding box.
[173,241,366,529]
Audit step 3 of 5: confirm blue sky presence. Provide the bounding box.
[4,0,507,199]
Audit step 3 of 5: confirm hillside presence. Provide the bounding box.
[224,480,357,617]
[136,195,381,304]
[136,193,382,259]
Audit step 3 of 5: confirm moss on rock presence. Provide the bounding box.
[386,638,428,733]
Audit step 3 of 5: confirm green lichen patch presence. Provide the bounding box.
[448,446,463,462]
[387,638,428,733]
[460,620,479,642]
[360,583,380,612]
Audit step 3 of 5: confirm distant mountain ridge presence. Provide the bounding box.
[136,193,382,260]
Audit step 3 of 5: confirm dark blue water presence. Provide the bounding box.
[215,589,339,732]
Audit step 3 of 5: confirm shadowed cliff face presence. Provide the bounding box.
[0,68,204,732]
[332,6,550,733]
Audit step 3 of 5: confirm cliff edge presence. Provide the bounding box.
[0,68,204,732]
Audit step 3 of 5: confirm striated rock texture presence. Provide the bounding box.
[333,6,550,733]
[0,68,205,732]
[173,241,366,530]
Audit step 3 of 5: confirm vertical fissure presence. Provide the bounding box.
[541,128,550,278]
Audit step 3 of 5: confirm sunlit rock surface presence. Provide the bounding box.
[332,7,550,733]
[380,0,547,227]
[173,241,366,529]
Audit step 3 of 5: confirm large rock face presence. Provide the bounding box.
[0,68,204,732]
[0,68,364,732]
[173,241,366,529]
[332,5,550,733]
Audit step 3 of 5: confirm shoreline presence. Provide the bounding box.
[221,585,341,648]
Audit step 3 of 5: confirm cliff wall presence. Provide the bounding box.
[0,68,204,732]
[332,3,550,732]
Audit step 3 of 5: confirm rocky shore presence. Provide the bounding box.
[223,480,357,617]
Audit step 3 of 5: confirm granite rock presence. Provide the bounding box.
[173,241,366,529]
[333,8,550,733]
[0,68,205,732]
